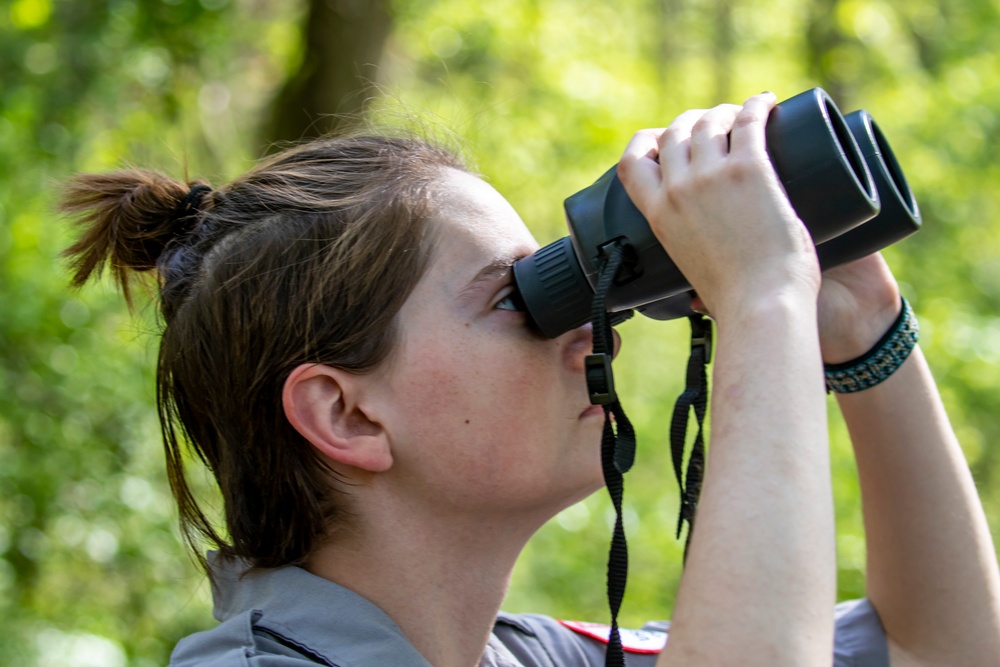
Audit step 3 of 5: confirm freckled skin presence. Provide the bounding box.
[369,169,608,524]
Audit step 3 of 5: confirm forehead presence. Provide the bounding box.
[424,169,538,291]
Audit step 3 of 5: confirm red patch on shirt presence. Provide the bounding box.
[558,620,667,654]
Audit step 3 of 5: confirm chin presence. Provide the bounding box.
[547,485,603,524]
[560,469,606,507]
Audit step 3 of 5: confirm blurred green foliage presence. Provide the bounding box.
[1,0,999,664]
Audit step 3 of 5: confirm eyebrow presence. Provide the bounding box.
[458,258,518,300]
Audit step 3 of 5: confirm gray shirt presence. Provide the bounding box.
[169,553,888,666]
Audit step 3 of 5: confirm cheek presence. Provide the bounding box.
[401,339,551,429]
[384,329,606,512]
[390,335,565,475]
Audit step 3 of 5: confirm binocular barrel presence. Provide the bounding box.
[512,88,922,338]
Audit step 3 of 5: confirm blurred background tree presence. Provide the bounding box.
[265,0,391,145]
[1,0,998,664]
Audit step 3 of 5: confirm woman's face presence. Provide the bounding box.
[374,168,608,523]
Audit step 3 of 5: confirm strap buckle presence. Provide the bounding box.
[690,315,713,364]
[585,353,616,405]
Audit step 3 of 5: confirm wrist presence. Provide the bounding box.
[712,282,819,328]
[825,297,919,394]
[821,298,902,365]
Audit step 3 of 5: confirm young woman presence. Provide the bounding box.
[62,93,1000,666]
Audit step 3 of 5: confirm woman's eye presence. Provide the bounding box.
[495,288,527,312]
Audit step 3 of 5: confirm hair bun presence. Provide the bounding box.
[175,185,214,230]
[60,169,212,305]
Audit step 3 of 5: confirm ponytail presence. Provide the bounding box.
[60,170,213,308]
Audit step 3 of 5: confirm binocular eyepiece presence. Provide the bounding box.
[512,88,922,338]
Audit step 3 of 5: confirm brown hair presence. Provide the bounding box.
[61,135,469,569]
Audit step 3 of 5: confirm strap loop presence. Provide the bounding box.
[669,313,712,561]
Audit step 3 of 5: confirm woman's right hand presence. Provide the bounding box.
[616,92,820,321]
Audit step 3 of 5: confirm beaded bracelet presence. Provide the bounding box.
[824,297,920,394]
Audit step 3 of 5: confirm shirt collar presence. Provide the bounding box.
[208,551,433,667]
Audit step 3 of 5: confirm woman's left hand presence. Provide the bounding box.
[816,252,902,365]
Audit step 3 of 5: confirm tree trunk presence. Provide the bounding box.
[657,0,682,92]
[712,0,735,101]
[263,0,392,149]
[804,0,850,105]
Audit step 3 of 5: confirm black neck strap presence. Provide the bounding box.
[586,243,714,664]
[585,242,636,667]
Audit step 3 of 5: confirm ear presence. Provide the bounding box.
[282,364,393,473]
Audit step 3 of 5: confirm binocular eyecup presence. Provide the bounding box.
[512,88,922,338]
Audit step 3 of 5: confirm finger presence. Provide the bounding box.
[618,128,669,212]
[728,92,777,159]
[689,103,742,165]
[658,109,709,180]
[690,293,712,317]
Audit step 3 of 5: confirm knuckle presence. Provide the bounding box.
[668,109,706,133]
[691,114,713,134]
[724,156,756,181]
[733,110,765,129]
[708,103,742,119]
[616,157,629,178]
[723,156,774,190]
[661,123,688,141]
[693,104,741,132]
[616,157,640,186]
[688,168,720,193]
[664,181,690,212]
[631,128,659,144]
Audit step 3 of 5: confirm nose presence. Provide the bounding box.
[564,322,622,373]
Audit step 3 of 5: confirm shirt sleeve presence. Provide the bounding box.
[493,598,889,667]
[832,598,890,666]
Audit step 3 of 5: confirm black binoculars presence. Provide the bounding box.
[512,88,922,338]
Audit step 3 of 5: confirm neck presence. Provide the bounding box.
[307,503,545,667]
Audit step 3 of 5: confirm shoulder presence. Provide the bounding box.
[493,612,665,667]
[168,611,323,667]
[493,599,888,667]
[175,557,431,667]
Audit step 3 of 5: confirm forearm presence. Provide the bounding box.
[659,294,836,666]
[838,346,1000,665]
